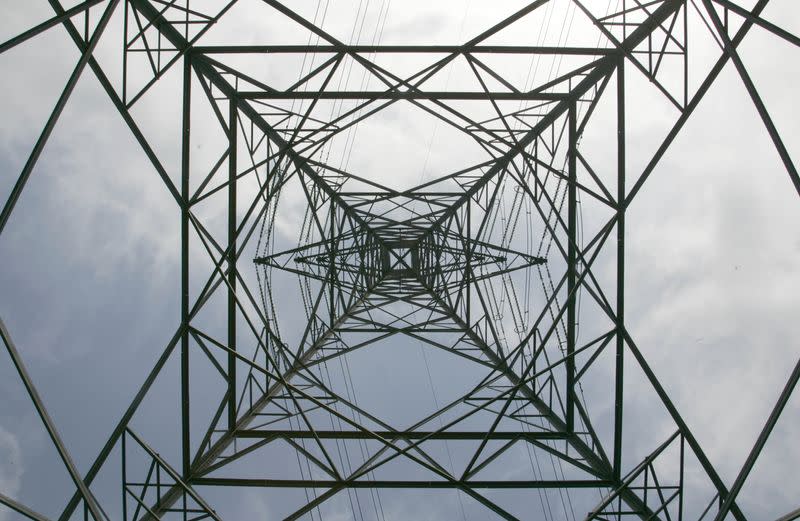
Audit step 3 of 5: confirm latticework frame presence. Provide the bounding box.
[1,1,799,520]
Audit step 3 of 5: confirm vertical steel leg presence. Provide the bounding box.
[614,58,626,481]
[181,54,192,477]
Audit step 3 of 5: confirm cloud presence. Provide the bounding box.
[242,489,273,520]
[0,425,23,521]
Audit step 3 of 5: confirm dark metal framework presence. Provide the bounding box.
[1,0,798,520]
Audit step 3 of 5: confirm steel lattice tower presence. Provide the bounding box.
[1,1,799,520]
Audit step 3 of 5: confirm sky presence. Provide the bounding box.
[0,0,799,520]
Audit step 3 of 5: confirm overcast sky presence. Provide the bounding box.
[1,1,799,520]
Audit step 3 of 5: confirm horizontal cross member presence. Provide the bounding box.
[192,478,614,489]
[235,429,572,440]
[193,45,615,55]
[237,91,566,100]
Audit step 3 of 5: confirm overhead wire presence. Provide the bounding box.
[469,7,578,506]
[412,3,473,518]
[477,0,561,505]
[339,0,393,174]
[480,0,617,517]
[418,336,470,519]
[532,0,619,515]
[251,0,623,517]
[267,3,376,518]
[290,3,396,519]
[297,176,328,521]
[334,4,395,519]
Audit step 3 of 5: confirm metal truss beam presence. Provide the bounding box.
[713,357,800,521]
[195,45,613,54]
[0,0,105,54]
[193,478,614,489]
[236,91,567,100]
[0,0,120,237]
[0,318,104,520]
[0,491,50,521]
[235,430,573,441]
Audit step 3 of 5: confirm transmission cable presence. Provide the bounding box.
[293,3,396,520]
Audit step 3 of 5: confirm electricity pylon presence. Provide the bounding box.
[1,1,799,520]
